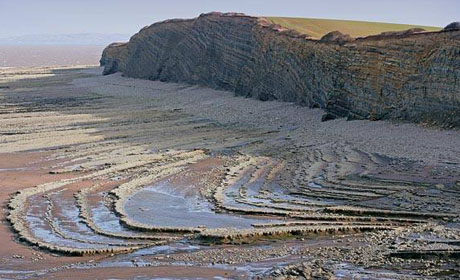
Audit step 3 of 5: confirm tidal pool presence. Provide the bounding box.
[124,182,275,229]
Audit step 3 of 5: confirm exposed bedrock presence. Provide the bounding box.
[101,12,460,127]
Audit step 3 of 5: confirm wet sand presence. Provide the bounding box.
[0,45,103,68]
[0,66,459,279]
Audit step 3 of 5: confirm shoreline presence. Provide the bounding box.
[0,66,458,279]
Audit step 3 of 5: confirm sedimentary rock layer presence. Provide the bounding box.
[1,66,459,279]
[101,12,460,127]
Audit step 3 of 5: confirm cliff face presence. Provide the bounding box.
[101,12,460,127]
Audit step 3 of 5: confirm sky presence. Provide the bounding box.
[0,0,459,38]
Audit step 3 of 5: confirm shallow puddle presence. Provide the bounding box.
[124,182,274,229]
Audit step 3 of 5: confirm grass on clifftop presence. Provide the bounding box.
[267,17,442,39]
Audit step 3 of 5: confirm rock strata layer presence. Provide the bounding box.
[101,13,460,127]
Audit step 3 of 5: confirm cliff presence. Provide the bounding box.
[101,12,460,128]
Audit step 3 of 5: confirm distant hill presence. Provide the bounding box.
[0,33,130,46]
[267,17,442,39]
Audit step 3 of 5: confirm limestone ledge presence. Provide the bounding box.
[101,12,460,128]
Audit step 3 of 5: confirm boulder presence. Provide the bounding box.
[443,22,460,31]
[320,31,353,44]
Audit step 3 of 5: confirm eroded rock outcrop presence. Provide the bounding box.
[362,28,426,40]
[320,31,353,44]
[444,22,460,31]
[100,42,128,75]
[101,12,460,127]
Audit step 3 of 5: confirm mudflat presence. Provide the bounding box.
[0,45,104,68]
[0,66,459,279]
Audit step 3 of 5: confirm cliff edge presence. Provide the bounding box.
[101,12,460,128]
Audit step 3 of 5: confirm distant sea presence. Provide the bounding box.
[0,45,105,67]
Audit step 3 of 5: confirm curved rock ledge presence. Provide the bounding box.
[325,206,457,220]
[199,225,396,244]
[2,66,459,278]
[6,149,193,255]
[9,138,457,256]
[75,183,178,241]
[110,150,209,233]
[7,180,154,256]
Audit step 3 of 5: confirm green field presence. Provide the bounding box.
[267,17,442,39]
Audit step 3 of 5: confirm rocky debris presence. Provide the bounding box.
[201,225,394,244]
[199,11,247,18]
[262,223,460,279]
[161,244,293,265]
[443,22,460,31]
[319,30,353,44]
[321,112,337,122]
[363,28,426,40]
[266,259,334,279]
[101,12,460,128]
[325,206,457,220]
